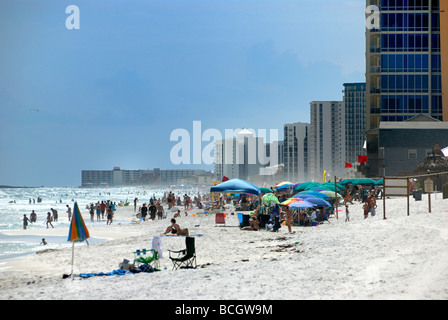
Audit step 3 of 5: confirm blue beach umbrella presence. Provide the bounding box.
[288,200,315,209]
[296,191,329,199]
[210,179,261,195]
[302,197,331,207]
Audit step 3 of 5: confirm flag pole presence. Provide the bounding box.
[335,176,338,219]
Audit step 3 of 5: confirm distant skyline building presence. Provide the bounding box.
[214,129,269,181]
[365,0,448,177]
[283,122,309,182]
[81,167,212,187]
[343,82,366,164]
[309,101,345,181]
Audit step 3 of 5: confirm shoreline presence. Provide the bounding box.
[0,205,150,271]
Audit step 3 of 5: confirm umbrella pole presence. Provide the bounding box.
[71,242,74,280]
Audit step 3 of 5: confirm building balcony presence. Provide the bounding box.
[369,66,381,73]
[370,107,381,114]
[370,87,381,94]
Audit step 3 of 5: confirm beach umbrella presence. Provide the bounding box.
[292,193,315,199]
[339,178,376,186]
[276,183,294,190]
[280,198,295,205]
[317,190,343,199]
[287,199,315,209]
[275,181,294,189]
[281,197,314,207]
[302,197,332,207]
[67,202,90,278]
[280,197,298,206]
[260,187,273,193]
[296,191,329,199]
[262,193,280,206]
[210,179,261,195]
[374,179,383,186]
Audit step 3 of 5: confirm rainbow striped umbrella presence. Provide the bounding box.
[68,202,90,242]
[67,202,90,278]
[281,198,314,208]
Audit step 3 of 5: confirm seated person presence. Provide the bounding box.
[241,216,260,231]
[163,218,189,235]
[265,219,274,231]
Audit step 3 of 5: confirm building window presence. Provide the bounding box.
[408,149,417,159]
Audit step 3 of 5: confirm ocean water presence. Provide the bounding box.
[0,186,201,262]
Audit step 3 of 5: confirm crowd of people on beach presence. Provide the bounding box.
[222,184,380,233]
[19,183,381,236]
[21,199,121,230]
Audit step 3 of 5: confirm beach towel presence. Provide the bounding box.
[80,269,131,278]
[80,264,158,278]
[152,236,163,259]
[162,234,203,237]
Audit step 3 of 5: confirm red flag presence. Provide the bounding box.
[345,162,352,168]
[358,155,368,163]
[222,176,229,182]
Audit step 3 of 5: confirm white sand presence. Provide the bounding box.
[1,194,447,300]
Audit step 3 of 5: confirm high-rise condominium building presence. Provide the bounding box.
[309,101,346,181]
[214,129,268,181]
[344,83,367,164]
[283,122,309,182]
[365,0,448,176]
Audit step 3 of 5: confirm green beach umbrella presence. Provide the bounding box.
[262,193,280,206]
[260,187,273,193]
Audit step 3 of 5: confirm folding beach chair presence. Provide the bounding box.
[238,213,250,228]
[168,236,197,270]
[215,213,226,226]
[258,214,271,228]
[133,248,160,270]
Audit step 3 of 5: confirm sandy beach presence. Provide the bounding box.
[1,194,447,300]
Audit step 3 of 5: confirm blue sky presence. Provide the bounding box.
[0,0,366,187]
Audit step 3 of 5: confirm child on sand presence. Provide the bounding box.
[363,202,369,219]
[345,205,350,222]
[285,206,293,233]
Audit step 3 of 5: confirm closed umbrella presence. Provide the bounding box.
[67,202,90,278]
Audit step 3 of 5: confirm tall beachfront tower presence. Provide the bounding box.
[309,101,345,181]
[283,122,310,182]
[214,129,267,181]
[365,0,448,176]
[343,83,366,164]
